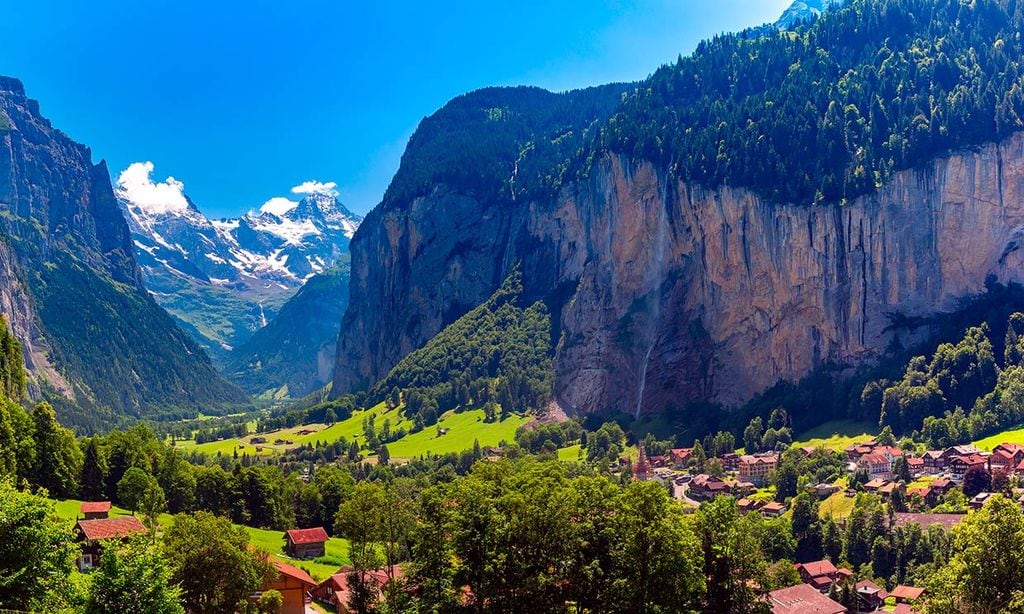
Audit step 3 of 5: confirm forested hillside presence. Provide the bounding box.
[368,270,553,428]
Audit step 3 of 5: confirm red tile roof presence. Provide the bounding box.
[796,560,837,578]
[273,559,317,587]
[285,527,329,545]
[856,579,888,599]
[768,583,846,614]
[892,512,964,531]
[80,501,112,513]
[890,585,926,601]
[76,516,147,541]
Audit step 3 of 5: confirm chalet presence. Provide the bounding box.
[250,436,267,444]
[878,481,906,500]
[969,492,992,510]
[80,501,111,520]
[798,445,820,457]
[738,453,778,486]
[930,478,954,497]
[313,565,403,614]
[768,583,846,613]
[941,445,981,464]
[796,560,842,591]
[284,527,329,559]
[855,579,888,611]
[949,454,988,480]
[669,448,693,468]
[737,498,764,514]
[906,456,925,477]
[991,443,1024,471]
[907,486,939,507]
[857,452,893,479]
[863,478,889,492]
[296,429,317,436]
[845,440,878,461]
[258,559,317,614]
[761,502,786,518]
[731,481,757,497]
[806,483,841,498]
[889,585,926,604]
[74,516,147,571]
[721,452,741,472]
[689,474,730,500]
[922,450,945,472]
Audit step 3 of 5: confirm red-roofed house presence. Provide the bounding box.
[313,566,404,614]
[768,583,846,613]
[80,501,111,520]
[906,456,924,477]
[260,559,317,614]
[857,452,893,479]
[74,516,147,571]
[796,560,841,591]
[922,450,945,472]
[669,448,692,468]
[890,585,926,604]
[950,454,988,480]
[284,527,329,559]
[856,579,888,610]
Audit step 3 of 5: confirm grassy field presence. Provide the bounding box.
[557,444,584,461]
[973,425,1024,451]
[818,478,855,520]
[385,409,529,458]
[51,499,348,582]
[175,401,530,462]
[792,420,879,453]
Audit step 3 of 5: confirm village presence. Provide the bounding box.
[624,437,1024,613]
[58,435,1024,614]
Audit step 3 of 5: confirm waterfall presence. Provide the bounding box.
[635,343,654,419]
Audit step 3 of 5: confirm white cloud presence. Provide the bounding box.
[116,162,190,215]
[259,197,299,217]
[291,180,338,197]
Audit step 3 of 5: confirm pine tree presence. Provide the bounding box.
[80,437,107,501]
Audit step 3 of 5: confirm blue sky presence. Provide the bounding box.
[0,1,790,217]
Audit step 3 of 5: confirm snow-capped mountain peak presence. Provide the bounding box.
[115,162,362,360]
[776,0,845,30]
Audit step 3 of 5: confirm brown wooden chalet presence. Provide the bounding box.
[74,516,147,571]
[284,527,329,559]
[258,559,317,614]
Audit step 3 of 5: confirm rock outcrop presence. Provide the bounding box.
[334,131,1024,416]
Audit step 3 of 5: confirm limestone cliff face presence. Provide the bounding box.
[335,131,1024,416]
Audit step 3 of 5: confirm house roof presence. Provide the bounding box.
[931,478,952,489]
[954,454,988,466]
[890,585,926,601]
[80,501,112,513]
[856,579,888,599]
[906,457,924,466]
[892,512,964,531]
[859,452,890,465]
[285,527,329,545]
[273,559,317,587]
[864,478,889,489]
[796,560,837,578]
[768,583,846,614]
[76,516,147,541]
[317,565,403,599]
[761,502,786,512]
[923,450,944,459]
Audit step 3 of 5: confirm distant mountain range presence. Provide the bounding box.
[116,163,361,367]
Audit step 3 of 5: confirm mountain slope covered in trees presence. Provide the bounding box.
[334,0,1024,424]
